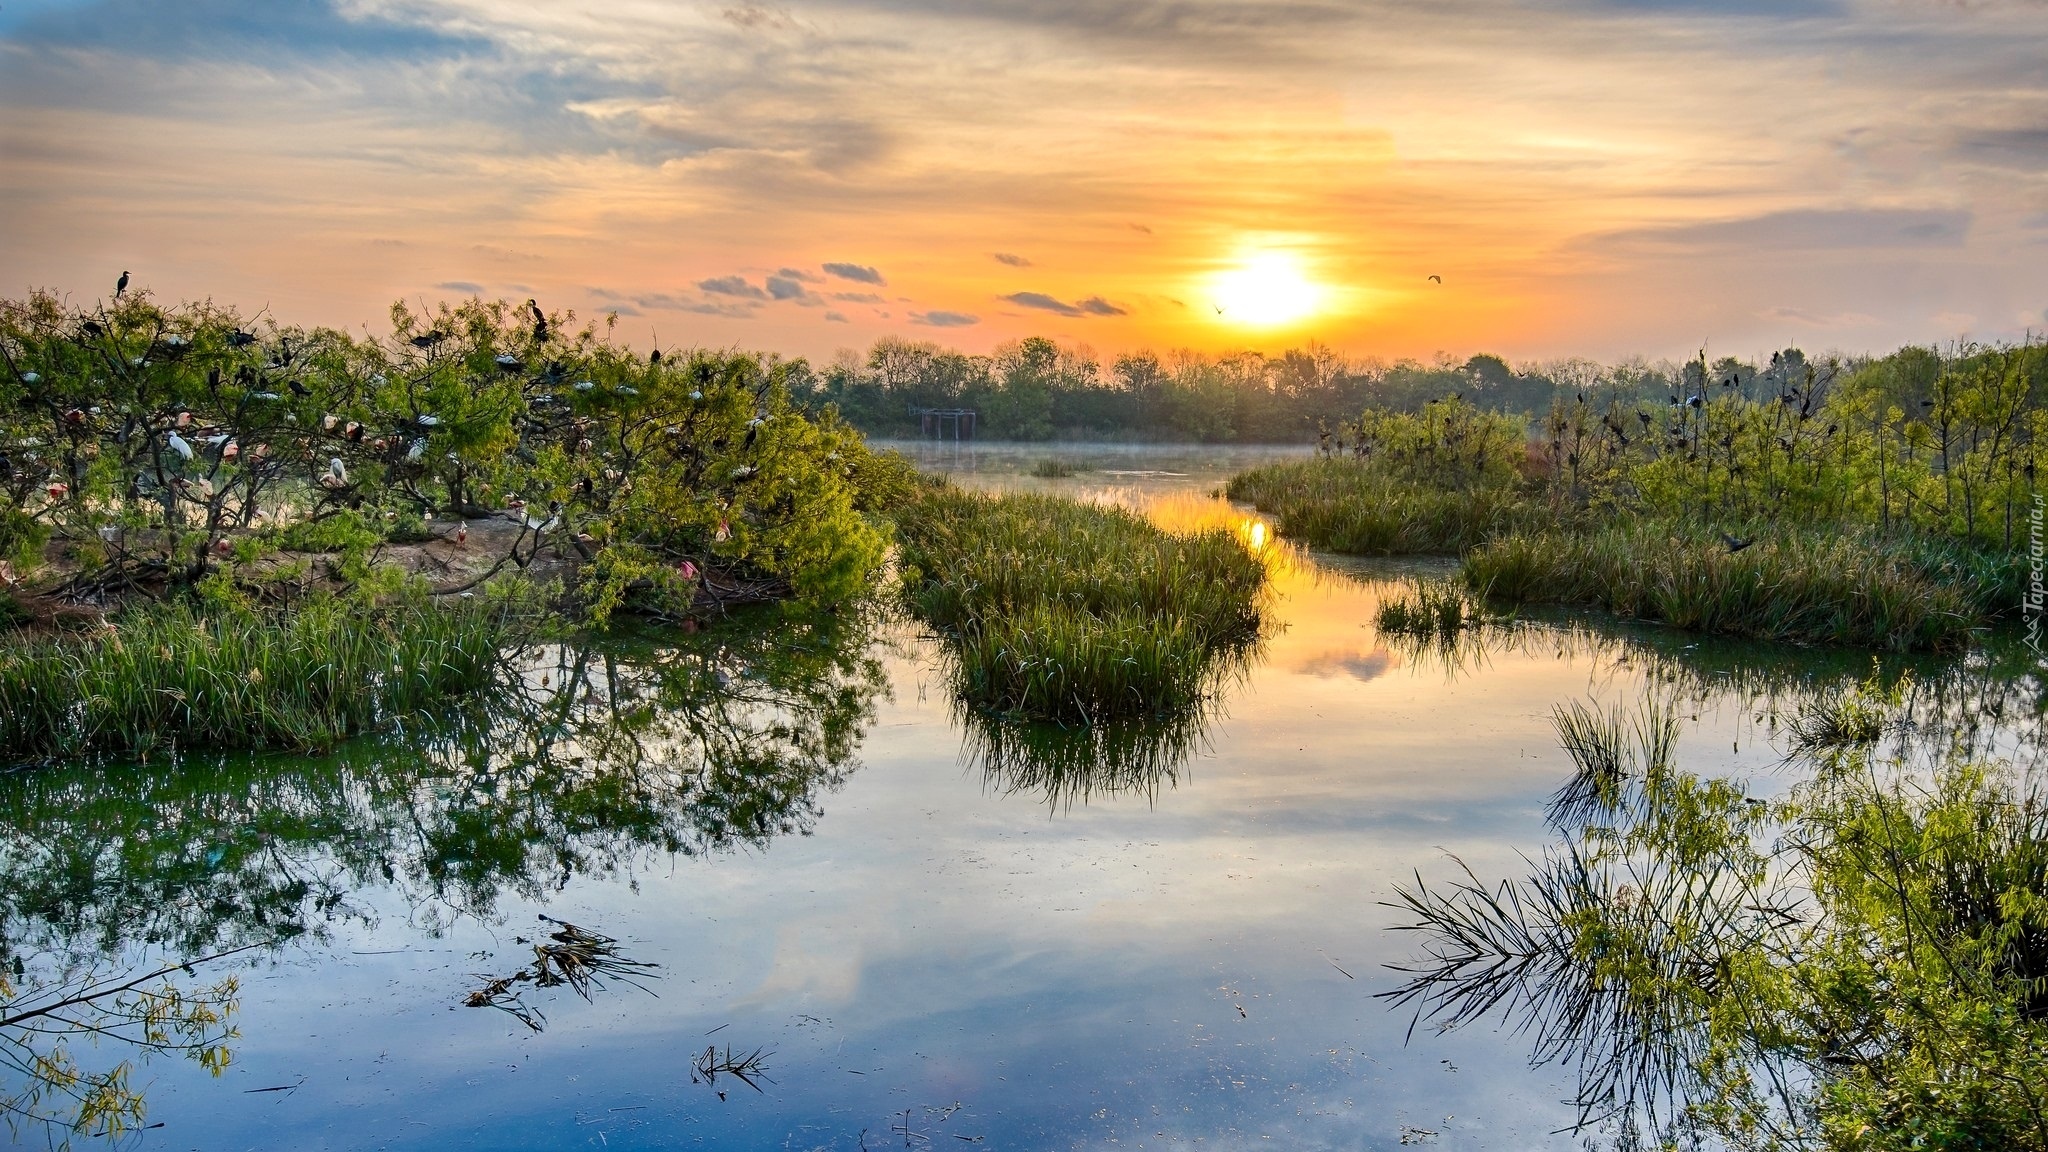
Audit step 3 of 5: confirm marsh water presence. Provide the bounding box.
[3,442,2038,1151]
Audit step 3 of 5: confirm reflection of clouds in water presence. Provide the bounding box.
[1290,645,1397,683]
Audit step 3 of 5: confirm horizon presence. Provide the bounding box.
[4,1,2045,365]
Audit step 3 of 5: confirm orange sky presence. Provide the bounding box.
[3,0,2045,364]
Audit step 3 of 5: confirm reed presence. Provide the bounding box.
[1462,527,1976,651]
[1028,458,1079,478]
[0,590,513,759]
[1375,577,1501,637]
[896,485,1265,722]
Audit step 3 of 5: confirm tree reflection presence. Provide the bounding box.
[0,603,886,1140]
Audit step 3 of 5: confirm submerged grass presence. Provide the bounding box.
[1463,527,1977,651]
[896,485,1266,722]
[0,590,514,759]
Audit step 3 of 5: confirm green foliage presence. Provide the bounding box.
[1374,577,1500,638]
[1384,691,2048,1150]
[895,485,1266,722]
[1029,458,1078,478]
[1227,456,1533,555]
[0,289,895,618]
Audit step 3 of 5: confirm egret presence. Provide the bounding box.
[167,431,194,459]
[322,458,348,488]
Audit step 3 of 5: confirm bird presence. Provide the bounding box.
[410,330,446,349]
[650,348,663,365]
[321,458,348,488]
[116,270,130,297]
[228,329,257,347]
[1721,532,1754,554]
[289,380,311,397]
[167,431,194,460]
[455,522,469,545]
[528,299,548,343]
[1427,275,1441,284]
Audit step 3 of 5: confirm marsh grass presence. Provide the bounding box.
[1029,458,1079,478]
[0,590,514,759]
[1227,458,1533,554]
[896,485,1266,722]
[1463,527,1977,651]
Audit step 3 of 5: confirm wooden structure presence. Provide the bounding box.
[912,407,977,441]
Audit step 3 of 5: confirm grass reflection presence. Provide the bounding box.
[958,701,1223,812]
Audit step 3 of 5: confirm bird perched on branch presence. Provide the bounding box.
[116,270,130,298]
[528,299,548,343]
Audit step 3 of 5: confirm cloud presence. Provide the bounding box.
[699,275,768,299]
[912,310,979,327]
[1593,208,1973,253]
[1952,126,2048,172]
[1001,291,1127,317]
[775,267,824,282]
[636,293,758,317]
[824,310,850,322]
[992,252,1032,266]
[434,280,484,294]
[766,275,809,301]
[831,291,886,304]
[822,262,886,285]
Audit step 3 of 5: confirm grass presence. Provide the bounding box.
[1462,526,1977,651]
[895,485,1266,722]
[0,589,513,760]
[1226,457,1533,554]
[1375,577,1502,637]
[1029,458,1079,478]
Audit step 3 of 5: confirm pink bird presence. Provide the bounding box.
[455,522,469,545]
[679,560,699,580]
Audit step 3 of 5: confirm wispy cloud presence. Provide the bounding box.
[912,310,978,327]
[822,262,887,285]
[700,275,769,299]
[1001,291,1128,317]
[992,252,1032,266]
[435,280,484,294]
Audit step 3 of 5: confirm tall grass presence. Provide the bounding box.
[1463,527,1976,651]
[1226,458,1532,554]
[896,485,1266,722]
[0,592,513,759]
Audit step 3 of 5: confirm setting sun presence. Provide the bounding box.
[1209,251,1325,329]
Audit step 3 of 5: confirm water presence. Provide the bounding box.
[0,443,2032,1151]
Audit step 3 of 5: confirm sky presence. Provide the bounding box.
[2,0,2045,365]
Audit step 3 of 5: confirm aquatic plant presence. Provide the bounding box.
[1226,456,1532,554]
[895,485,1265,722]
[1384,690,2048,1150]
[1374,577,1502,638]
[1029,458,1078,478]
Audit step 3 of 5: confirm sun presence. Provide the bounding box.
[1209,251,1324,328]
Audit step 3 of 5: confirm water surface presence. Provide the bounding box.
[2,442,2031,1151]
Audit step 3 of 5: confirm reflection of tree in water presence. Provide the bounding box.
[0,604,885,1140]
[959,703,1220,812]
[1383,683,2048,1150]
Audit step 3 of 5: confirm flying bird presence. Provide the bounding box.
[1427,275,1441,284]
[116,270,130,297]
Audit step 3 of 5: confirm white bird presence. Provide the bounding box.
[689,390,702,400]
[416,414,440,427]
[616,385,639,396]
[18,372,38,385]
[407,438,426,461]
[573,381,596,392]
[167,432,194,460]
[321,457,348,488]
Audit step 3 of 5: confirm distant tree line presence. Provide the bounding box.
[794,335,1838,443]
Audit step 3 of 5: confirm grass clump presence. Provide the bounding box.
[0,588,514,760]
[1375,577,1502,637]
[896,485,1265,723]
[1463,527,1975,650]
[1029,458,1079,478]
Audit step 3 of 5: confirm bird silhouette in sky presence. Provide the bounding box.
[115,270,130,297]
[1427,275,1442,284]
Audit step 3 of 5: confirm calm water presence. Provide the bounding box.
[2,443,2034,1151]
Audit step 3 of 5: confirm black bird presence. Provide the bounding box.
[1427,275,1441,284]
[1920,399,1935,408]
[81,320,105,339]
[228,329,257,347]
[410,331,445,349]
[650,348,663,365]
[115,270,130,297]
[528,299,548,343]
[1688,393,1704,409]
[1721,532,1754,554]
[289,380,311,397]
